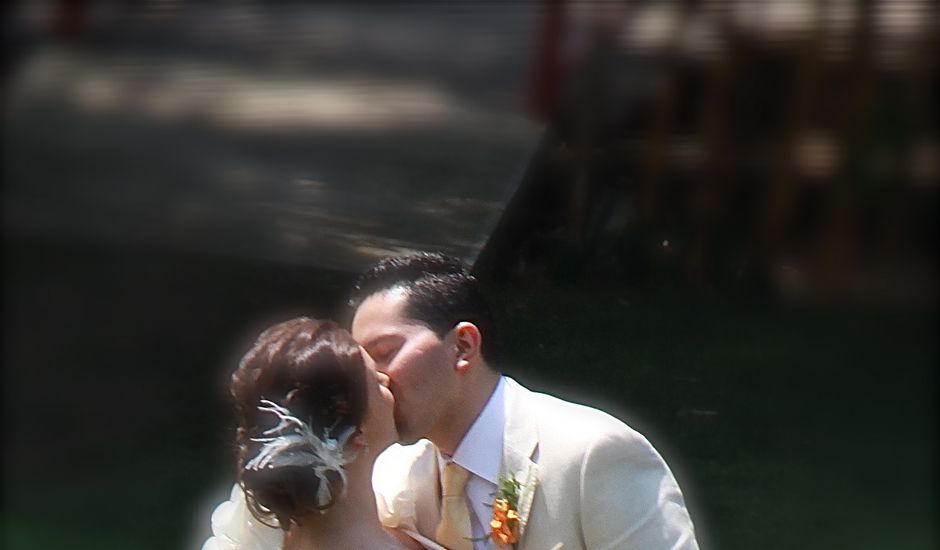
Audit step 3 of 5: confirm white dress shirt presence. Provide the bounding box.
[439,377,506,550]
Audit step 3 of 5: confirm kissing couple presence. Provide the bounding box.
[203,253,699,550]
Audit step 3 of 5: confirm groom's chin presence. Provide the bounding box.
[394,428,422,447]
[392,414,418,445]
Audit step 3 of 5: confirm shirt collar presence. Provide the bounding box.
[444,376,506,485]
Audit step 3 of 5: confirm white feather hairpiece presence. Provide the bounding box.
[244,399,357,508]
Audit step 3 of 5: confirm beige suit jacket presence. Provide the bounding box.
[373,377,699,550]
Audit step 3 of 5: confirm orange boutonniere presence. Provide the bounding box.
[489,475,522,548]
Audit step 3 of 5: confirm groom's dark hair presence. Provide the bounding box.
[349,252,500,364]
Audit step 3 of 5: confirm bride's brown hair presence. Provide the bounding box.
[230,317,368,529]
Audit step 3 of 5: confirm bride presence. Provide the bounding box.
[203,317,442,550]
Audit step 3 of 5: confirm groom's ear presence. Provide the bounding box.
[453,322,482,373]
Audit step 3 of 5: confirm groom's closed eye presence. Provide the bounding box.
[371,346,400,364]
[366,337,402,364]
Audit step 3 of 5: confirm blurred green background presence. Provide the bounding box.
[4,2,936,549]
[3,238,934,550]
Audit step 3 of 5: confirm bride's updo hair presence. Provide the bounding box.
[230,317,368,528]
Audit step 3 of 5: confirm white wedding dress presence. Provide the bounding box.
[202,484,445,550]
[202,485,284,550]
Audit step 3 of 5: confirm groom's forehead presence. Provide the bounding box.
[352,288,418,336]
[354,287,409,319]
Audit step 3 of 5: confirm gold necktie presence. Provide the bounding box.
[436,462,474,550]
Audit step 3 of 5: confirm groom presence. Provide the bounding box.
[350,252,698,549]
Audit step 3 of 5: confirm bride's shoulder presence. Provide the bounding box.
[375,440,437,469]
[373,439,438,498]
[373,440,440,536]
[202,484,284,550]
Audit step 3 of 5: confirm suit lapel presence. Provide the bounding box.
[500,377,540,541]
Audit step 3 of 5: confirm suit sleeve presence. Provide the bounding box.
[578,429,699,550]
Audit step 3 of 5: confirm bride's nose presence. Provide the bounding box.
[376,370,391,388]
